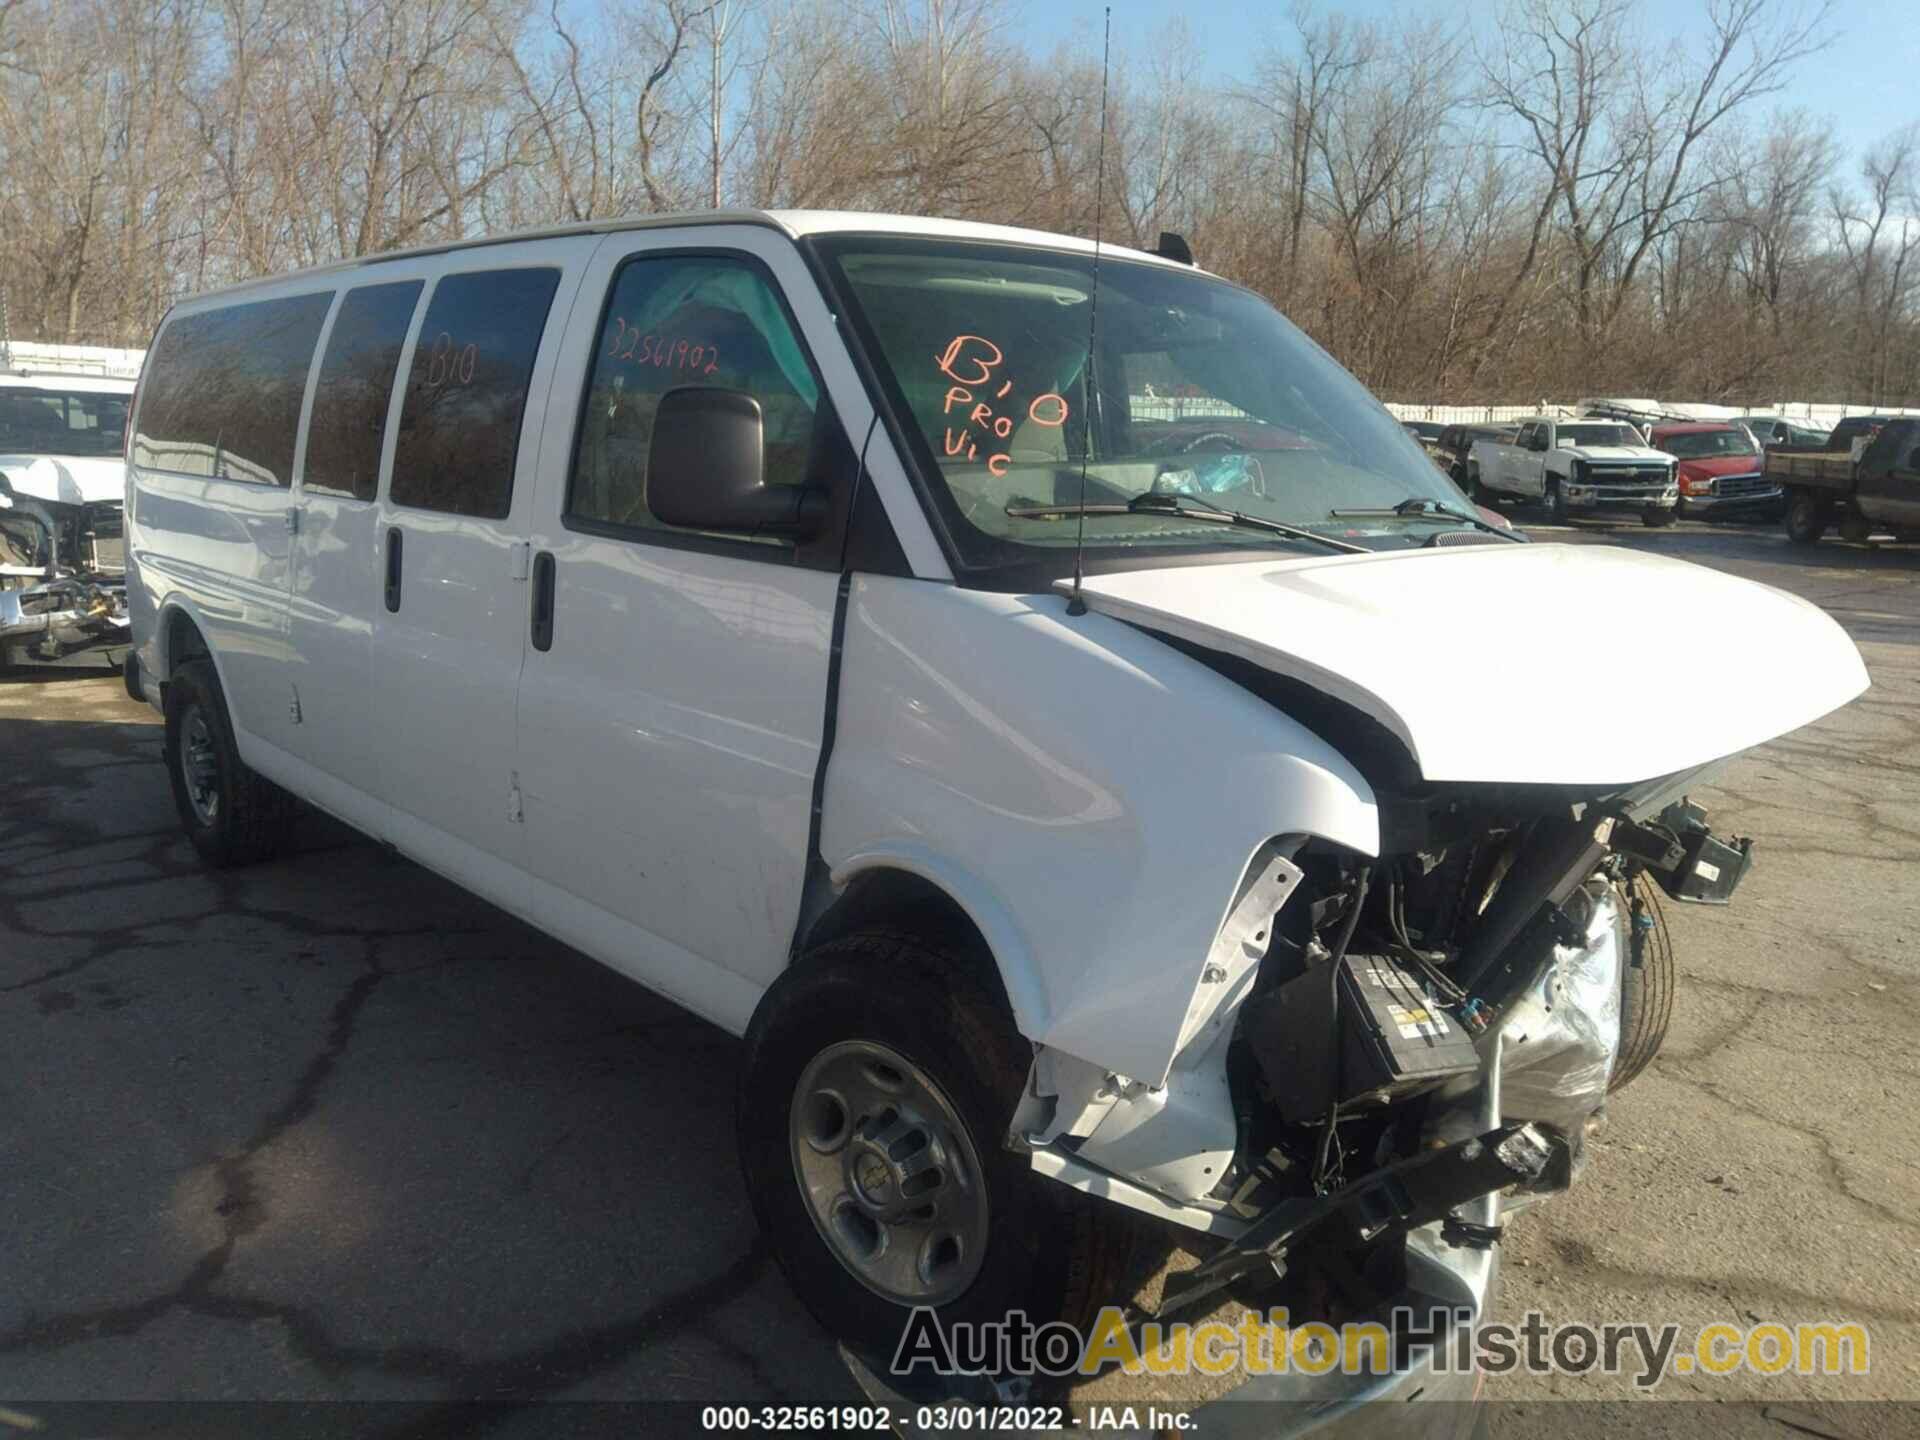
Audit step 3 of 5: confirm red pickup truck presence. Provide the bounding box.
[1647,421,1780,520]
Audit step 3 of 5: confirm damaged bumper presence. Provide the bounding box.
[0,492,127,665]
[0,577,129,662]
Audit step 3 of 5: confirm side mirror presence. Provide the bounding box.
[646,386,828,540]
[1530,433,1549,452]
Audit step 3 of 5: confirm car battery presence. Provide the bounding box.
[1245,951,1482,1125]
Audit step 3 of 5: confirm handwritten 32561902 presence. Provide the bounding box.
[936,335,1069,477]
[604,315,722,376]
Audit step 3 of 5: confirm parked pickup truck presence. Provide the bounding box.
[1470,416,1678,525]
[1773,416,1920,545]
[1648,421,1780,521]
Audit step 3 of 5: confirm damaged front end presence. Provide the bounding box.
[1004,777,1744,1421]
[0,481,128,668]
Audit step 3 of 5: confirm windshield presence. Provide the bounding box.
[1659,429,1760,459]
[1557,423,1639,448]
[0,387,128,458]
[817,238,1465,569]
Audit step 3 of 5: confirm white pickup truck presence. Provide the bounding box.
[1471,416,1678,526]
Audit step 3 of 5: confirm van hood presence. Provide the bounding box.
[1071,543,1869,787]
[0,455,126,506]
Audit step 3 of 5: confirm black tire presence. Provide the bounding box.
[1546,477,1569,524]
[163,658,294,867]
[1611,876,1674,1093]
[738,928,1131,1355]
[1785,490,1828,545]
[1642,507,1677,528]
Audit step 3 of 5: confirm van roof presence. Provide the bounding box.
[179,209,1193,304]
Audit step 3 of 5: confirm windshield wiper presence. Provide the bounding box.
[1328,496,1523,542]
[1005,492,1368,555]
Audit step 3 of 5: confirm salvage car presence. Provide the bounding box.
[1648,420,1780,520]
[123,212,1868,1429]
[1470,415,1679,524]
[0,372,133,671]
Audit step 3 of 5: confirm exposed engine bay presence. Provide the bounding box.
[0,483,128,668]
[1018,770,1741,1325]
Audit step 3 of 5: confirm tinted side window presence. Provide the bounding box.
[134,293,333,485]
[304,280,423,501]
[390,268,561,518]
[567,255,821,539]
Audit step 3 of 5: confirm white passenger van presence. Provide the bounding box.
[127,212,1867,1420]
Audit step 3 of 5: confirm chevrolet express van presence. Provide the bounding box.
[126,212,1868,1421]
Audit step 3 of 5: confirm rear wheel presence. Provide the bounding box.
[738,928,1130,1355]
[1785,490,1828,545]
[163,658,295,867]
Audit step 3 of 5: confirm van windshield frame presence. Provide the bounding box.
[808,234,1468,583]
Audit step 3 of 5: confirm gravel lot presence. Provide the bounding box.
[3,520,1916,1429]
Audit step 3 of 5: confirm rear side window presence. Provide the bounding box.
[567,254,821,539]
[304,280,423,501]
[134,293,333,485]
[390,268,561,518]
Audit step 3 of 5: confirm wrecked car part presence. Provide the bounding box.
[1151,1122,1551,1322]
[1,482,127,664]
[1452,813,1608,1006]
[1611,800,1754,905]
[1486,879,1623,1184]
[1014,842,1306,1207]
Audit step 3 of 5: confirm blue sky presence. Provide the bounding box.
[1010,0,1920,170]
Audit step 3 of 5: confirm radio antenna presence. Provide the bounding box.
[1065,5,1112,619]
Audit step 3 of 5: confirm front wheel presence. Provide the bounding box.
[1612,877,1674,1093]
[1785,491,1829,545]
[163,658,295,867]
[1546,477,1569,523]
[738,929,1129,1354]
[1642,507,1677,528]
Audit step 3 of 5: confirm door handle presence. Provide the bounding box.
[530,550,556,652]
[384,527,404,613]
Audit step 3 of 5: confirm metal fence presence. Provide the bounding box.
[0,341,145,382]
[1385,399,1920,428]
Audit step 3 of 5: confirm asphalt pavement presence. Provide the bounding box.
[3,518,1916,1428]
